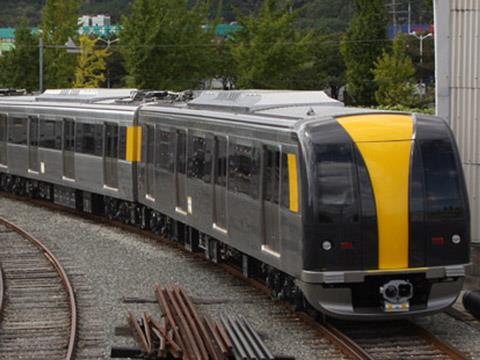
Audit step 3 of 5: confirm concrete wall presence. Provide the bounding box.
[435,0,480,245]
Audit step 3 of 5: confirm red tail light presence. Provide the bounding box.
[341,241,353,250]
[432,237,445,245]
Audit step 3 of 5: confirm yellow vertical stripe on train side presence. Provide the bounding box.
[287,153,299,213]
[126,126,142,162]
[337,114,413,270]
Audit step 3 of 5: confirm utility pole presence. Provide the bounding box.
[387,0,410,37]
[392,0,397,35]
[39,37,44,94]
[408,1,412,34]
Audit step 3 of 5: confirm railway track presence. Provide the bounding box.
[0,216,77,359]
[332,319,468,360]
[0,192,475,360]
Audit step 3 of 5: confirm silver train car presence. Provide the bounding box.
[0,89,470,319]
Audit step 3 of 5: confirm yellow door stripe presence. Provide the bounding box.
[126,126,142,162]
[287,153,299,213]
[337,114,413,269]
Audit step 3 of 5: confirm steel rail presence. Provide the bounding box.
[407,321,469,360]
[216,264,373,360]
[0,263,3,321]
[0,216,77,360]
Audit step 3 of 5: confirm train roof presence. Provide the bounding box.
[0,89,408,130]
[36,88,138,103]
[187,90,342,112]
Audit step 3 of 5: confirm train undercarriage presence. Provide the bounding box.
[0,173,306,313]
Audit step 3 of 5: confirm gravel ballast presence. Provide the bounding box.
[0,197,346,359]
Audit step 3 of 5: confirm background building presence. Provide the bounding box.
[435,0,480,284]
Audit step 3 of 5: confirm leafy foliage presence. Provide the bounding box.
[301,33,345,98]
[42,0,81,88]
[341,0,389,106]
[374,34,417,107]
[295,0,353,34]
[74,35,109,87]
[120,0,216,90]
[374,104,435,115]
[0,20,39,91]
[79,0,131,23]
[229,0,313,89]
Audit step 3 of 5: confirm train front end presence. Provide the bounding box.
[297,113,470,319]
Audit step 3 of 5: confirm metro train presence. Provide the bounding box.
[0,89,470,319]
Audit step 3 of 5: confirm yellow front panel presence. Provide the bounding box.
[338,114,413,269]
[287,153,299,213]
[337,114,413,142]
[126,126,142,162]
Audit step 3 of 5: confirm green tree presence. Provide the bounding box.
[303,33,345,98]
[42,0,80,88]
[74,35,110,88]
[341,0,388,106]
[374,34,417,107]
[0,20,39,92]
[121,0,216,90]
[229,0,313,89]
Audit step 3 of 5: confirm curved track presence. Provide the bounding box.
[0,216,77,359]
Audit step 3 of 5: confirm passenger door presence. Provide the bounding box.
[262,146,281,254]
[62,118,75,180]
[104,122,119,189]
[213,136,228,231]
[28,116,40,173]
[175,129,188,214]
[144,124,155,199]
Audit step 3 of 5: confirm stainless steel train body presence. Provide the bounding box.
[0,93,137,209]
[0,89,470,320]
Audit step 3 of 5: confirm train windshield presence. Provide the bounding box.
[315,143,355,206]
[314,143,359,224]
[420,138,464,219]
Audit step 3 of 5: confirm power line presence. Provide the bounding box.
[7,37,398,51]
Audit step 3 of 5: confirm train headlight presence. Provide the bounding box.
[452,234,461,244]
[322,241,332,251]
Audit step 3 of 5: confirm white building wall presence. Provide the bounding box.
[435,0,480,243]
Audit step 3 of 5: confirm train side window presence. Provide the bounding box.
[176,130,187,175]
[281,153,289,209]
[215,137,227,187]
[155,128,174,172]
[145,125,155,165]
[119,126,127,160]
[188,135,212,183]
[264,148,280,204]
[63,119,75,152]
[76,123,103,156]
[0,114,6,165]
[105,123,119,158]
[39,120,62,150]
[229,142,259,198]
[8,117,27,145]
[0,115,5,142]
[29,117,39,147]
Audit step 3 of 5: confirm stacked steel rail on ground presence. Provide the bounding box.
[113,284,284,360]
